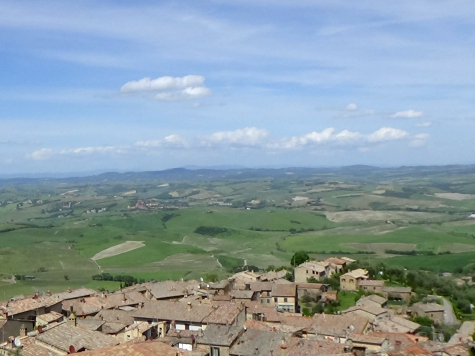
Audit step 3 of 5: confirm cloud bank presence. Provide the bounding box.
[28,126,428,161]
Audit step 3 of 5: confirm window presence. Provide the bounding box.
[274,297,278,303]
[211,347,220,356]
[284,297,288,302]
[267,299,270,303]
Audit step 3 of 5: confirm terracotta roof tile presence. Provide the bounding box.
[308,314,369,337]
[36,321,118,352]
[282,337,346,356]
[271,284,296,297]
[73,340,192,356]
[146,280,199,300]
[133,300,213,323]
[196,324,243,346]
[37,310,64,324]
[18,336,59,356]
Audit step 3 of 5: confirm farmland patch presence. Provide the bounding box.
[345,242,417,255]
[91,241,145,261]
[434,193,475,201]
[325,210,447,223]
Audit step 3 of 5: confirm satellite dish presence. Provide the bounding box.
[14,337,22,347]
[69,345,76,353]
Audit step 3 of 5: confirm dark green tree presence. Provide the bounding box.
[290,251,309,266]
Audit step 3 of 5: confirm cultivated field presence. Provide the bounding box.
[1,165,475,300]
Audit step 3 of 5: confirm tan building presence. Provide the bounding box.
[197,324,244,356]
[294,261,327,283]
[359,279,385,294]
[411,302,445,323]
[340,269,369,291]
[271,284,297,313]
[383,286,412,304]
[324,257,348,275]
[350,334,389,356]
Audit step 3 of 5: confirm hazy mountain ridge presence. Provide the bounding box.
[1,164,475,187]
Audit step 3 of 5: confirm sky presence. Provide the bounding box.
[1,0,475,175]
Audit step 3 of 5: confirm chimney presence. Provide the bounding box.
[395,340,402,352]
[20,324,27,337]
[68,312,77,327]
[187,302,192,311]
[280,338,287,356]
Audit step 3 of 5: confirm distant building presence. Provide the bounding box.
[411,302,445,323]
[359,279,385,294]
[294,261,327,283]
[382,286,412,304]
[340,269,369,291]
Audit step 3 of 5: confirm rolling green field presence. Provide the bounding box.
[1,165,475,300]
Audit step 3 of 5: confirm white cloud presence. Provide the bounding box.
[135,140,161,148]
[121,75,211,102]
[368,127,409,142]
[27,148,53,160]
[346,103,358,111]
[121,75,205,93]
[155,87,211,101]
[204,127,269,147]
[416,121,432,127]
[392,110,423,118]
[58,146,125,155]
[410,133,430,147]
[274,126,411,149]
[135,134,189,148]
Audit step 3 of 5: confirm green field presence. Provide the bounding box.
[1,165,475,299]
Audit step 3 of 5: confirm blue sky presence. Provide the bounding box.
[1,0,474,174]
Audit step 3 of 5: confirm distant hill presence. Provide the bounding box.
[1,164,475,187]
